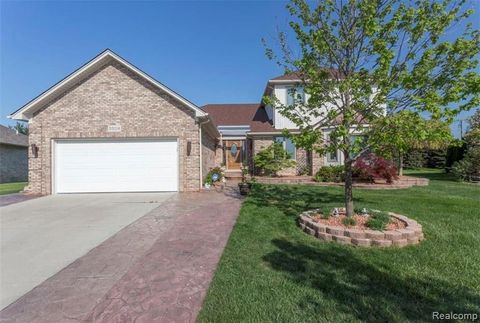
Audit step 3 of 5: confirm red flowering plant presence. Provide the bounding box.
[353,153,399,184]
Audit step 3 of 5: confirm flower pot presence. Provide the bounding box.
[238,182,250,195]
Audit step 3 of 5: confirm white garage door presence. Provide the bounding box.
[54,139,178,193]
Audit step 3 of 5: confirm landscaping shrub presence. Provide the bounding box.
[314,165,344,182]
[452,110,480,181]
[204,166,224,185]
[452,147,480,182]
[425,149,447,168]
[353,153,398,183]
[445,144,466,171]
[403,150,427,168]
[366,211,391,230]
[253,143,296,176]
[342,217,356,226]
[321,207,332,219]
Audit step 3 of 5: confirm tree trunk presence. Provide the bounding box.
[344,153,354,217]
[398,153,404,176]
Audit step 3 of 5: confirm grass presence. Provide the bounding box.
[198,169,480,322]
[0,182,27,195]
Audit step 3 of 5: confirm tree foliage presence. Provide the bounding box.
[263,0,479,215]
[9,122,28,135]
[253,143,296,176]
[452,109,480,181]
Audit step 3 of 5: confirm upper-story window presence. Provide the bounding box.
[274,136,296,160]
[286,86,305,106]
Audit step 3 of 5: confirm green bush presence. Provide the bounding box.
[253,143,296,176]
[342,217,356,226]
[445,144,466,170]
[204,167,224,185]
[321,207,331,219]
[404,150,427,168]
[366,211,391,231]
[314,165,345,182]
[452,146,480,182]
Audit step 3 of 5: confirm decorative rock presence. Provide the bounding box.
[371,239,392,247]
[344,229,366,239]
[332,235,351,245]
[407,236,420,244]
[392,239,408,247]
[317,232,332,241]
[304,227,315,236]
[418,233,425,240]
[396,229,416,239]
[312,223,326,233]
[411,226,423,235]
[384,231,402,241]
[299,223,306,230]
[365,230,385,240]
[351,238,371,247]
[326,227,344,236]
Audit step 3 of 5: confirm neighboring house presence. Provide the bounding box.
[8,49,219,194]
[203,72,367,176]
[0,125,28,183]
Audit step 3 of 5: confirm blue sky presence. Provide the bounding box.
[1,0,478,137]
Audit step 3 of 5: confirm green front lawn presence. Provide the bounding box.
[0,182,27,195]
[198,170,480,322]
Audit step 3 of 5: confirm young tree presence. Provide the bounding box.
[9,121,28,135]
[264,0,479,216]
[369,111,453,175]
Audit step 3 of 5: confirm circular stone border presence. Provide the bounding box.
[298,209,424,247]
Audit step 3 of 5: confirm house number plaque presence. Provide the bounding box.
[107,124,122,132]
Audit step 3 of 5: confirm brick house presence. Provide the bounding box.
[0,125,28,183]
[9,49,364,194]
[9,50,219,194]
[203,73,365,177]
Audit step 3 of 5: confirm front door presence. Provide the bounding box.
[226,140,242,169]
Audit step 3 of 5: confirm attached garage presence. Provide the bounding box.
[54,139,178,193]
[8,49,219,195]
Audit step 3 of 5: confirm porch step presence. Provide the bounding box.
[225,170,243,179]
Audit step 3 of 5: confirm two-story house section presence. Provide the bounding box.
[202,72,367,176]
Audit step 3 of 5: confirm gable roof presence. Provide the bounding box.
[0,124,28,147]
[8,49,207,120]
[201,104,274,132]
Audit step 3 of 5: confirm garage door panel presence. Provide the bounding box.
[55,139,178,193]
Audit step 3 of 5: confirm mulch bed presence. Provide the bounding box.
[310,213,406,231]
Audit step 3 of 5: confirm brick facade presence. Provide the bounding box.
[201,128,217,183]
[26,61,206,194]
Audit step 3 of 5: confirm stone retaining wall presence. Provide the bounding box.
[298,210,424,247]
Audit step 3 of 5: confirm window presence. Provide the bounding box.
[286,86,305,106]
[327,150,338,162]
[349,135,367,159]
[274,136,296,160]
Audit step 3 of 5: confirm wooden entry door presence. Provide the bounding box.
[226,140,242,169]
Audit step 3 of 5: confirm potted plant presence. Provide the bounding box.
[238,166,250,195]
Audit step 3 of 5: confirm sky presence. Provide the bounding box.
[1,0,478,137]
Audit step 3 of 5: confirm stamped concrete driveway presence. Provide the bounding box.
[1,189,242,322]
[0,193,174,309]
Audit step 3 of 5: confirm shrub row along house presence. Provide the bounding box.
[9,50,367,194]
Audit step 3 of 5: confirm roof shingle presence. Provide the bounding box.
[202,104,274,132]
